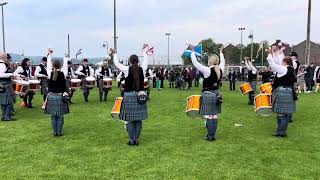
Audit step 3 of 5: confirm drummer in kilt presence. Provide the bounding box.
[0,53,16,121]
[45,51,69,137]
[189,45,225,141]
[35,57,48,102]
[63,59,76,103]
[144,68,153,100]
[96,60,112,102]
[267,47,296,137]
[75,59,95,103]
[111,45,149,146]
[244,57,257,105]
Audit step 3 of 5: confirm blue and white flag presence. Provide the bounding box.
[184,44,202,57]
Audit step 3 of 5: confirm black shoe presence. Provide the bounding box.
[10,118,17,121]
[272,134,280,137]
[1,117,4,121]
[279,134,287,138]
[289,120,293,123]
[134,140,140,146]
[57,134,64,137]
[204,136,215,141]
[127,141,134,146]
[53,133,58,137]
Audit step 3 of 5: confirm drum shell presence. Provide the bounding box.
[186,95,201,118]
[111,97,123,119]
[254,94,272,116]
[240,83,253,95]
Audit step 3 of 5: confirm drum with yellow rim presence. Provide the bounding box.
[240,82,253,95]
[14,80,30,95]
[259,82,272,94]
[111,97,123,119]
[186,95,201,118]
[254,93,272,116]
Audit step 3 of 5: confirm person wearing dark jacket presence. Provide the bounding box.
[112,46,149,146]
[227,69,236,91]
[304,63,315,93]
[45,51,69,137]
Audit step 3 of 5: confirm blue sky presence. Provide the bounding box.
[3,0,320,63]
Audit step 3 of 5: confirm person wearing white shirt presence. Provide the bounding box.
[0,53,16,121]
[14,58,35,108]
[63,58,76,103]
[75,59,95,102]
[35,57,48,102]
[267,48,296,138]
[244,57,257,105]
[111,45,149,146]
[190,45,225,142]
[95,61,112,102]
[144,68,153,100]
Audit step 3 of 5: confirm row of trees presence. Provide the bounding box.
[182,38,270,66]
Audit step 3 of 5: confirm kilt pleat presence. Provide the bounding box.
[199,90,221,115]
[45,93,69,116]
[120,92,148,122]
[272,87,296,114]
[0,83,16,105]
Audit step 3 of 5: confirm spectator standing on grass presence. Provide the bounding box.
[297,66,306,93]
[304,63,315,93]
[194,68,201,87]
[227,69,236,91]
[314,66,320,93]
[188,66,195,90]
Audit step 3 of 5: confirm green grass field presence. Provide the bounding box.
[0,81,320,179]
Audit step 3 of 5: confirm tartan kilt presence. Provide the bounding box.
[272,87,296,114]
[199,91,221,115]
[45,93,69,116]
[0,82,16,105]
[40,79,48,95]
[120,92,148,122]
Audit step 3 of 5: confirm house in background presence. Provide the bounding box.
[292,40,320,65]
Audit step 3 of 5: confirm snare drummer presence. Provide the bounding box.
[189,45,225,141]
[35,57,48,102]
[63,57,76,103]
[95,60,112,102]
[0,53,16,121]
[111,45,149,146]
[244,57,257,105]
[14,58,35,108]
[267,47,296,138]
[75,59,94,102]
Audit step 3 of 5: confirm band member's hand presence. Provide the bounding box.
[109,48,116,56]
[48,48,53,55]
[188,45,195,51]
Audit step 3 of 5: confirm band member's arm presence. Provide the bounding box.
[34,66,45,78]
[0,63,13,78]
[267,53,287,77]
[141,50,149,75]
[190,51,211,78]
[62,56,69,77]
[248,61,257,74]
[113,53,129,77]
[47,52,53,79]
[108,68,113,78]
[219,51,226,73]
[95,67,102,77]
[244,59,251,71]
[89,67,95,77]
[14,66,24,78]
[75,66,85,76]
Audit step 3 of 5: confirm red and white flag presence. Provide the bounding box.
[147,46,154,55]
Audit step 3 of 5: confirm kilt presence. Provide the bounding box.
[297,76,305,85]
[40,79,48,95]
[272,87,296,114]
[0,82,16,105]
[120,92,148,122]
[45,93,69,116]
[199,90,221,116]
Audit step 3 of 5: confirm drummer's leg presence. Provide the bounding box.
[1,105,7,120]
[28,92,35,108]
[134,121,142,145]
[206,115,218,141]
[276,113,288,137]
[127,121,135,145]
[104,89,109,101]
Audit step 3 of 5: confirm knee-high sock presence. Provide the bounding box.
[5,105,12,119]
[134,121,142,141]
[127,121,135,143]
[206,119,218,139]
[57,116,64,135]
[1,105,6,119]
[277,115,289,135]
[28,93,34,106]
[104,90,109,101]
[51,116,58,134]
[99,92,103,102]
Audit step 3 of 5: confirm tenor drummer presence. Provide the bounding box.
[14,58,35,108]
[35,57,48,102]
[96,60,112,102]
[189,45,225,141]
[267,47,296,137]
[75,59,95,103]
[0,53,16,121]
[244,57,257,105]
[111,45,149,146]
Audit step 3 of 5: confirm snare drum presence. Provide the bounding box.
[28,80,41,91]
[14,80,30,95]
[103,78,113,89]
[85,77,96,89]
[71,79,81,90]
[240,83,253,95]
[144,78,149,89]
[254,94,272,116]
[186,95,201,118]
[259,82,272,94]
[111,97,123,119]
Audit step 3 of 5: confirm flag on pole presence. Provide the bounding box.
[184,44,202,57]
[76,48,82,58]
[147,46,155,55]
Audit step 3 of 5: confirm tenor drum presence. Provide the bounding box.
[144,78,149,89]
[240,83,253,95]
[71,79,81,90]
[111,97,123,119]
[85,77,96,89]
[186,95,201,118]
[259,82,272,94]
[103,78,113,89]
[28,80,40,91]
[14,80,30,95]
[254,94,272,116]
